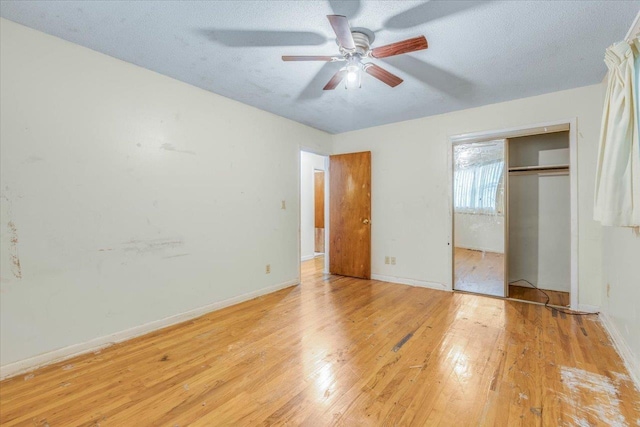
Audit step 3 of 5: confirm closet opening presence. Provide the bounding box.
[507,132,570,307]
[450,121,577,309]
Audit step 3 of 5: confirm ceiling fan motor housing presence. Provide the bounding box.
[343,31,372,57]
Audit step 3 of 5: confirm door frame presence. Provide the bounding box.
[298,148,331,283]
[447,118,579,310]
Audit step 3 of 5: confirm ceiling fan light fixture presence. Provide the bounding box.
[344,57,362,89]
[346,65,359,82]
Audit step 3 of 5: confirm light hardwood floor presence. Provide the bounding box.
[454,248,505,297]
[1,257,638,426]
[455,248,570,306]
[509,283,570,307]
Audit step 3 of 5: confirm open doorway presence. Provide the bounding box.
[300,149,372,281]
[314,170,325,256]
[300,151,328,271]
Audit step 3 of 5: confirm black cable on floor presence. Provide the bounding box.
[508,279,599,316]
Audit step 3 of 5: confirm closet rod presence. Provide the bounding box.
[509,169,569,177]
[508,164,569,172]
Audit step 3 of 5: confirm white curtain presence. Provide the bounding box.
[594,39,640,227]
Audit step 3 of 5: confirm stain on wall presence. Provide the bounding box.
[98,237,184,256]
[7,220,22,279]
[1,188,22,280]
[160,143,196,156]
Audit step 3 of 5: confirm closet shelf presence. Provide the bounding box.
[508,164,569,172]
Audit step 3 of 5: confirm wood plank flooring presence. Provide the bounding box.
[454,248,505,297]
[455,248,570,306]
[1,257,638,426]
[509,283,570,307]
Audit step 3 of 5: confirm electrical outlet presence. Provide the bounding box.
[281,200,286,210]
[391,257,396,265]
[385,256,390,265]
[266,264,271,274]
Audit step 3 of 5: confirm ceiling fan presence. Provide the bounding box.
[282,15,428,90]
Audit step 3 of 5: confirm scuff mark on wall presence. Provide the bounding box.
[160,143,196,156]
[98,238,184,256]
[7,220,22,279]
[123,238,184,255]
[163,253,190,259]
[23,155,44,164]
[2,188,22,279]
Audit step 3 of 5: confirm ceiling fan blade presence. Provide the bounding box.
[371,36,428,59]
[385,1,491,30]
[328,0,361,18]
[327,15,356,50]
[323,69,348,90]
[199,30,326,47]
[364,64,403,87]
[297,62,342,100]
[282,56,337,62]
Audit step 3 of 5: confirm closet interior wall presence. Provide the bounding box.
[507,132,571,297]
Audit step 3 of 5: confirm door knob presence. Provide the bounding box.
[363,218,370,224]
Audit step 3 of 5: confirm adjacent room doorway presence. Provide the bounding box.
[300,151,328,266]
[299,150,372,281]
[314,170,325,256]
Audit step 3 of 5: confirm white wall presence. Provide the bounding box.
[300,151,325,261]
[0,19,331,368]
[601,227,640,382]
[454,213,504,253]
[332,84,604,305]
[537,175,571,291]
[508,133,571,292]
[509,174,571,292]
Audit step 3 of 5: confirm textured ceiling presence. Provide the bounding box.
[1,1,638,134]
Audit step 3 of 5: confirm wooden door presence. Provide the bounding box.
[329,152,371,279]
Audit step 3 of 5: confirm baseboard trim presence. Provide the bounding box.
[0,279,299,380]
[300,255,314,261]
[577,304,600,313]
[455,245,504,255]
[598,312,640,391]
[371,274,450,291]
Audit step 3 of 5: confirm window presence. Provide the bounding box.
[454,142,505,215]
